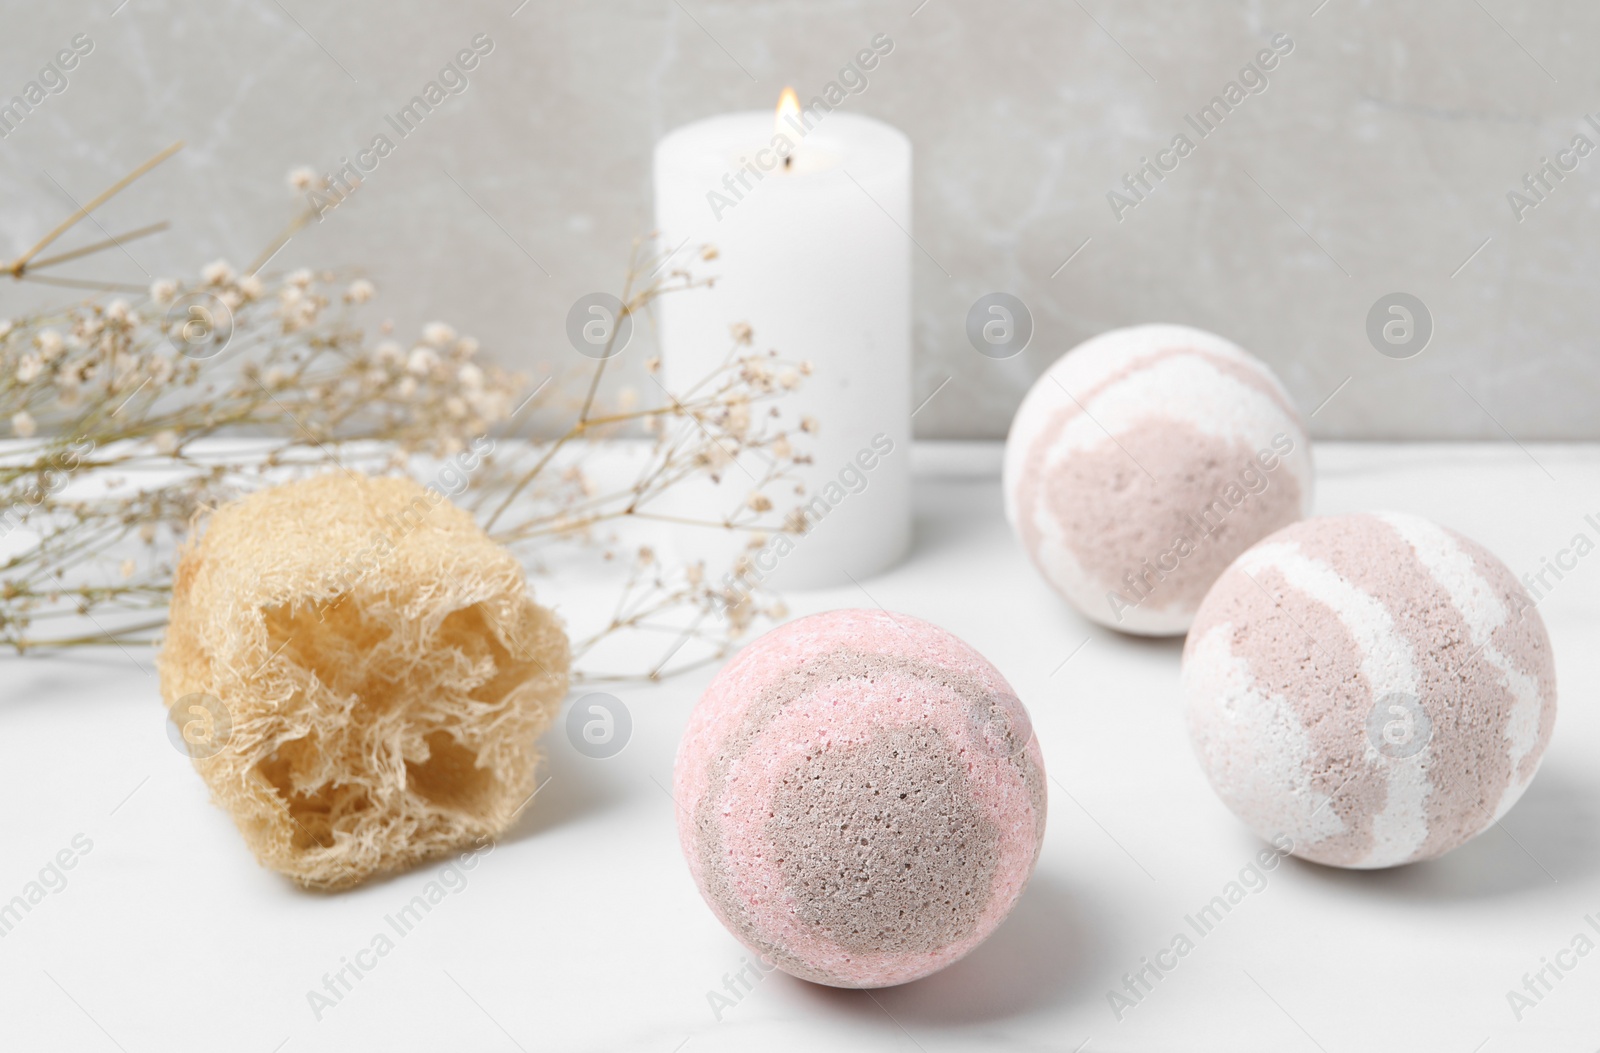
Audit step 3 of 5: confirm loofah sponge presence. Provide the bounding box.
[158,472,569,891]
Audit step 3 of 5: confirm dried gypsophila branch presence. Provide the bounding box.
[0,264,527,649]
[464,236,816,679]
[0,152,812,678]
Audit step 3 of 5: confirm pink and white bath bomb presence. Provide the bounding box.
[674,609,1047,988]
[1003,324,1313,635]
[1183,512,1557,868]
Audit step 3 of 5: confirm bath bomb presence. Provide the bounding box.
[674,609,1047,988]
[1183,512,1557,868]
[1003,324,1312,635]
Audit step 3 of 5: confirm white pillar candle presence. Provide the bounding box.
[652,101,912,591]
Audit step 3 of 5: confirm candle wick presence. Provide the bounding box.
[783,155,792,170]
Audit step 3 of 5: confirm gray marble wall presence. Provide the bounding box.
[2,0,1596,438]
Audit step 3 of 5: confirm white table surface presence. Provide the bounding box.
[3,442,1599,1053]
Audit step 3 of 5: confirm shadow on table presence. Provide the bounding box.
[786,871,1108,1025]
[1287,763,1600,899]
[497,738,631,845]
[1103,630,1186,662]
[903,486,999,566]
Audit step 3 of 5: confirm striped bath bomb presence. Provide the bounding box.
[1003,324,1312,635]
[674,609,1047,988]
[1183,512,1557,868]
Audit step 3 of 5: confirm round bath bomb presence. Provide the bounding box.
[1003,324,1312,635]
[158,472,570,890]
[1183,512,1557,868]
[674,609,1047,988]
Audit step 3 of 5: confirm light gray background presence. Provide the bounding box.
[1,0,1597,439]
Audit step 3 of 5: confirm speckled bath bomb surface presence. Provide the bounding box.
[674,609,1047,988]
[1003,324,1313,635]
[1183,512,1557,868]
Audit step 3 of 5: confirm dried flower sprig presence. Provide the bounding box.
[0,147,811,679]
[462,235,813,678]
[0,265,526,650]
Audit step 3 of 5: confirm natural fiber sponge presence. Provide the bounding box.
[1003,324,1312,636]
[1183,512,1557,868]
[157,472,569,891]
[674,608,1047,988]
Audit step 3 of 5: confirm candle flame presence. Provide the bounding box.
[776,86,799,136]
